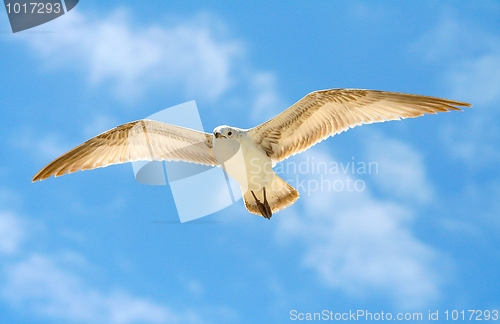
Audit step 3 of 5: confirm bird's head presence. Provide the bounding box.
[213,126,242,139]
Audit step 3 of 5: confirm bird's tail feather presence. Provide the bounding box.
[243,173,299,217]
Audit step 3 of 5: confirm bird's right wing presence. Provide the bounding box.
[33,119,216,182]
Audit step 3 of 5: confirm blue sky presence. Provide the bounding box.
[1,1,500,323]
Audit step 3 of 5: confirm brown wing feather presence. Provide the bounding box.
[33,119,216,182]
[248,89,471,162]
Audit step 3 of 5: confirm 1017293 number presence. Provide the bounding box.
[5,2,61,14]
[444,310,499,321]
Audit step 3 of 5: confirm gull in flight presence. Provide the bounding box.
[33,89,471,219]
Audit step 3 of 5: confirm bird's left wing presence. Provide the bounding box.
[33,119,216,182]
[248,89,471,162]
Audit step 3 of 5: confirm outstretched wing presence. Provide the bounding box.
[33,119,216,182]
[248,89,471,162]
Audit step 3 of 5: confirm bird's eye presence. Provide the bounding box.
[228,131,232,136]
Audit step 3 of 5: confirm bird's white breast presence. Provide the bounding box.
[213,134,273,193]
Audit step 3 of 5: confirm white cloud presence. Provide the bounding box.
[446,53,500,106]
[13,127,70,161]
[18,9,243,102]
[248,72,286,123]
[0,212,25,255]
[83,114,119,138]
[439,117,500,165]
[0,187,23,210]
[411,14,500,165]
[0,210,188,324]
[348,2,393,23]
[277,149,443,309]
[13,115,117,163]
[13,6,288,155]
[411,14,500,106]
[0,202,236,324]
[2,254,193,324]
[364,131,434,204]
[0,198,230,324]
[411,16,471,64]
[2,251,239,323]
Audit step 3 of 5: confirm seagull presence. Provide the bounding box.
[32,89,471,219]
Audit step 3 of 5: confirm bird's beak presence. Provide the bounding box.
[214,132,220,138]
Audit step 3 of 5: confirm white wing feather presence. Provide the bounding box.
[248,89,471,162]
[33,119,216,182]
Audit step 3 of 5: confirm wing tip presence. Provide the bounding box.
[32,171,44,183]
[445,101,472,113]
[32,172,53,183]
[32,176,45,183]
[32,168,70,183]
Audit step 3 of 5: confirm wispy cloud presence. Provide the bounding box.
[446,53,500,107]
[277,149,444,309]
[364,131,434,204]
[0,209,234,323]
[16,9,243,102]
[13,127,70,161]
[3,254,192,324]
[0,210,185,323]
[83,114,120,138]
[410,13,500,166]
[0,212,25,255]
[411,13,500,106]
[248,72,286,123]
[13,7,287,139]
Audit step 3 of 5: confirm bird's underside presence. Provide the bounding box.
[32,88,471,219]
